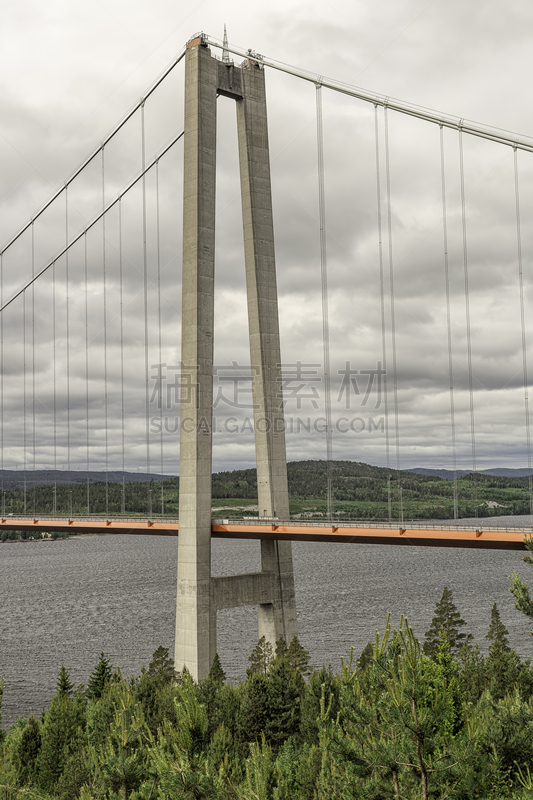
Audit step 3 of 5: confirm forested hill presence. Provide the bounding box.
[212,459,531,499]
[209,460,533,519]
[0,460,531,519]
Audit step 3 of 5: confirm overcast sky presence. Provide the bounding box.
[1,0,533,476]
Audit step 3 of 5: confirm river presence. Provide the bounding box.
[1,515,532,726]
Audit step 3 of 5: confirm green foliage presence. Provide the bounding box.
[97,685,148,799]
[487,603,511,654]
[197,654,227,740]
[322,616,477,799]
[147,645,176,683]
[424,585,473,657]
[86,652,113,701]
[7,590,533,800]
[56,664,74,698]
[207,653,226,687]
[134,646,178,736]
[510,534,533,633]
[275,637,288,660]
[239,738,273,800]
[286,637,311,678]
[264,658,305,749]
[237,673,269,747]
[36,692,86,791]
[356,641,374,671]
[14,714,41,786]
[247,636,273,677]
[4,459,533,521]
[149,672,218,799]
[300,666,340,746]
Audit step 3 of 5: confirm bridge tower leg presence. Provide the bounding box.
[236,64,298,648]
[175,36,297,681]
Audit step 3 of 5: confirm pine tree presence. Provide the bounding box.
[36,694,86,791]
[357,642,374,671]
[149,674,218,799]
[237,673,269,744]
[510,534,533,631]
[147,645,175,684]
[98,697,147,799]
[286,636,311,678]
[264,658,305,749]
[300,665,340,745]
[207,652,226,686]
[86,652,113,700]
[486,603,510,654]
[247,636,273,677]
[275,637,288,659]
[423,587,473,658]
[16,713,42,785]
[56,664,74,697]
[197,654,227,739]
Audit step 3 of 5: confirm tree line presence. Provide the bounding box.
[0,460,531,521]
[4,546,533,798]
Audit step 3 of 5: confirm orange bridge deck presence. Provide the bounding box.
[0,516,531,550]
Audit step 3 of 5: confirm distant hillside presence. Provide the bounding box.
[408,467,533,480]
[0,460,532,520]
[0,470,172,491]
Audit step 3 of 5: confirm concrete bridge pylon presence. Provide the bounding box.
[175,34,298,681]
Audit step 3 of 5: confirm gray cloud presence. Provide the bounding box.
[0,1,532,477]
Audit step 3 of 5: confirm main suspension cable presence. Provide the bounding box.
[513,147,533,514]
[440,126,459,519]
[0,46,187,258]
[207,36,533,153]
[0,129,184,316]
[316,84,333,518]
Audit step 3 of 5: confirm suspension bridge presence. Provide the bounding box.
[1,31,533,677]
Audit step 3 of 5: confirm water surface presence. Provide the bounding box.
[1,519,532,725]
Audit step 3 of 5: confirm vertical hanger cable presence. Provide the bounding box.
[23,280,27,513]
[66,187,71,514]
[316,84,333,518]
[141,103,152,515]
[53,260,57,513]
[102,149,109,514]
[1,254,3,516]
[458,129,478,515]
[85,234,90,514]
[32,224,36,515]
[156,160,164,515]
[119,199,126,513]
[384,107,403,524]
[514,147,533,515]
[439,126,459,519]
[374,106,392,519]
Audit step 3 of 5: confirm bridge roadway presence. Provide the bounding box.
[0,515,531,550]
